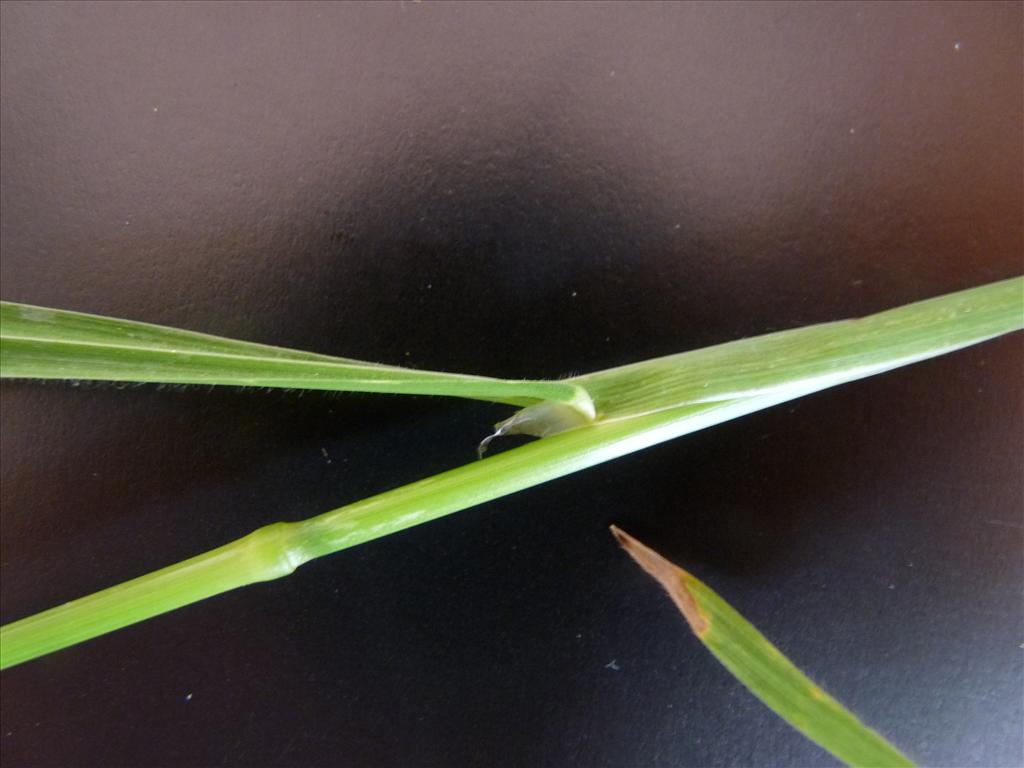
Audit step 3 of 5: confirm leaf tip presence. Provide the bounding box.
[610,525,709,637]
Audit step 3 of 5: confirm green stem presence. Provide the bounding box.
[0,393,793,669]
[0,523,306,668]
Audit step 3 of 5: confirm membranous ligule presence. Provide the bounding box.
[478,399,595,457]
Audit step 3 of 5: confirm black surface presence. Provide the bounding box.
[1,3,1022,767]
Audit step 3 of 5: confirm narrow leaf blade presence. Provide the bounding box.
[0,301,592,411]
[611,526,915,768]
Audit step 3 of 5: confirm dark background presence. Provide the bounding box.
[1,2,1021,766]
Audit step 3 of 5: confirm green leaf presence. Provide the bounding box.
[610,526,915,768]
[0,301,594,413]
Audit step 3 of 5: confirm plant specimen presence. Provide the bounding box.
[1,276,1021,765]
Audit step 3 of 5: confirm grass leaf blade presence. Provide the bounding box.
[611,526,915,768]
[0,301,592,411]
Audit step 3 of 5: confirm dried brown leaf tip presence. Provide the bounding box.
[610,525,709,637]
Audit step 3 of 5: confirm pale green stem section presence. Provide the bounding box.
[1,277,1021,668]
[0,523,307,668]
